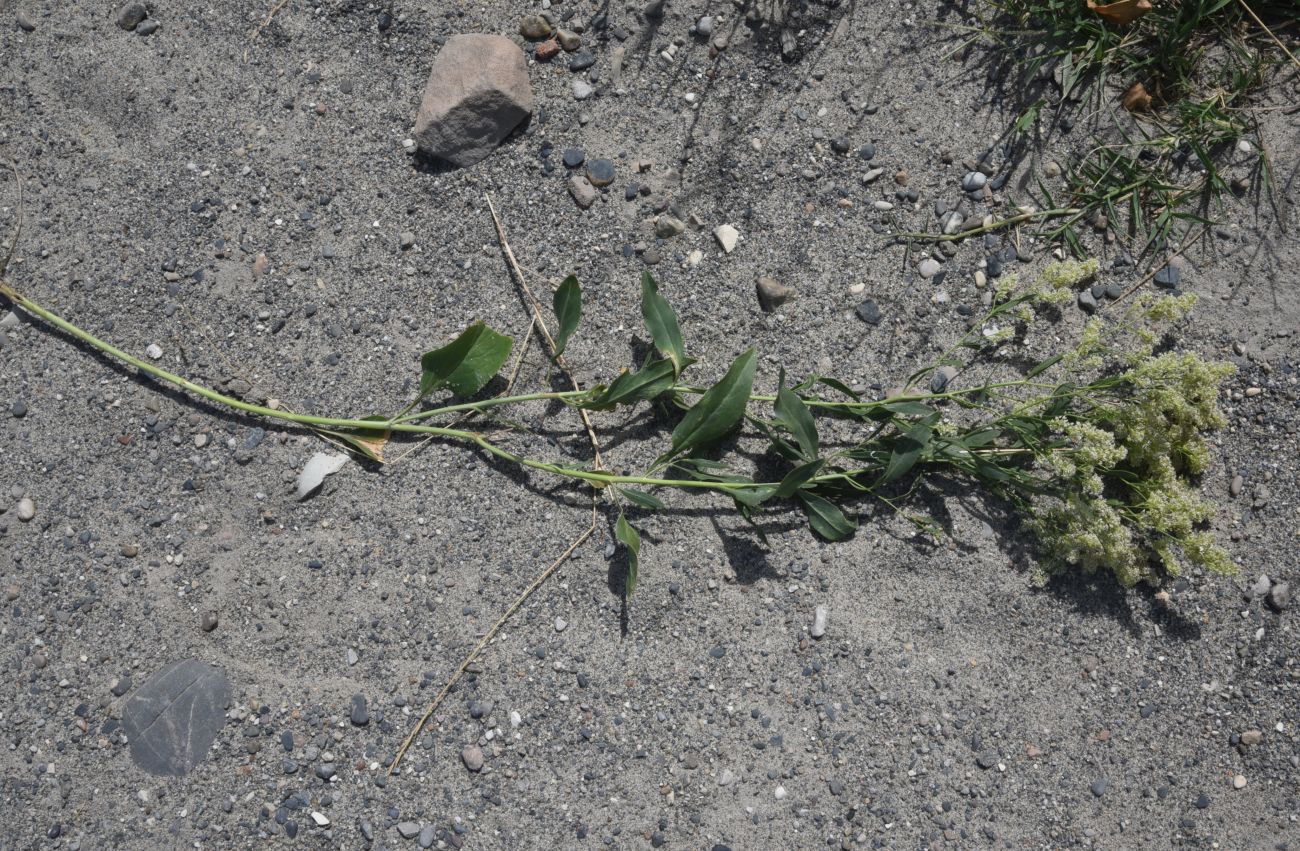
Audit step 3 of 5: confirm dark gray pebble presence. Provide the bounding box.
[350,694,369,726]
[586,158,615,187]
[562,148,585,168]
[1153,265,1181,288]
[568,51,595,71]
[855,299,882,325]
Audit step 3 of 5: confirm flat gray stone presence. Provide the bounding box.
[122,658,231,776]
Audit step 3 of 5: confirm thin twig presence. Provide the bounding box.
[486,194,605,471]
[249,0,290,43]
[389,505,597,774]
[1236,0,1300,70]
[893,207,1082,243]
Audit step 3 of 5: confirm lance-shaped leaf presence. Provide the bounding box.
[584,358,677,410]
[774,370,819,461]
[419,322,513,398]
[614,511,642,597]
[618,488,665,510]
[654,349,756,469]
[797,491,857,541]
[774,458,825,499]
[878,420,933,486]
[640,272,689,375]
[552,275,582,359]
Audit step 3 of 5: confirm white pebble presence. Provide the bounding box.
[554,617,568,632]
[1232,774,1247,789]
[509,710,522,728]
[16,497,35,522]
[310,811,330,827]
[811,605,828,639]
[917,258,941,278]
[1236,139,1254,155]
[713,224,739,254]
[145,343,163,360]
[774,785,788,800]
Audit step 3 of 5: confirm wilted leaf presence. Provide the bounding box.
[296,452,349,499]
[654,349,756,468]
[318,415,391,463]
[614,511,642,597]
[419,322,513,398]
[774,369,819,461]
[552,275,582,359]
[1120,81,1152,112]
[640,273,690,375]
[797,491,857,541]
[1086,0,1153,25]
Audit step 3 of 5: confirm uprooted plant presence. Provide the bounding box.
[0,258,1236,592]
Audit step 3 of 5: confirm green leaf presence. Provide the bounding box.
[959,428,1001,449]
[775,459,824,499]
[774,370,819,461]
[640,272,688,375]
[731,484,777,508]
[551,275,582,359]
[318,415,391,463]
[878,421,932,485]
[797,491,857,541]
[1026,352,1064,378]
[654,349,756,468]
[614,511,642,597]
[419,322,513,398]
[883,400,937,417]
[584,358,677,410]
[618,488,665,510]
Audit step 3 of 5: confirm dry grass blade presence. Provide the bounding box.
[389,506,597,774]
[1235,0,1300,70]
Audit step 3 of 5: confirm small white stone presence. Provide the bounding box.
[16,497,35,522]
[145,343,163,360]
[554,617,568,632]
[811,605,828,639]
[310,811,330,827]
[509,710,522,728]
[572,79,593,100]
[685,249,703,267]
[862,167,883,183]
[1236,139,1254,155]
[917,258,941,278]
[849,282,865,295]
[347,648,359,666]
[974,270,987,288]
[774,785,788,800]
[1232,774,1247,789]
[873,200,893,211]
[713,224,739,254]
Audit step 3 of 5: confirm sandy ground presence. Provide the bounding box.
[1,1,1298,849]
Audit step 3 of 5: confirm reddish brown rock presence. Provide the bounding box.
[413,34,533,167]
[535,38,561,61]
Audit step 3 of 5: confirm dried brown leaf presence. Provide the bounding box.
[1121,81,1153,112]
[1086,0,1154,26]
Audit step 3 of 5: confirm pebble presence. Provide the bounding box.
[1153,265,1181,288]
[1230,475,1244,497]
[15,9,36,31]
[310,812,330,828]
[397,822,421,840]
[696,16,714,36]
[1078,290,1099,314]
[461,744,484,772]
[810,605,828,639]
[1240,729,1262,746]
[417,824,437,848]
[568,51,596,72]
[10,398,26,418]
[519,14,553,40]
[713,224,739,253]
[857,142,876,160]
[917,258,941,279]
[554,617,568,632]
[115,2,148,31]
[556,29,581,51]
[1267,581,1291,612]
[1044,161,1062,178]
[930,365,958,393]
[855,299,882,326]
[755,276,794,312]
[568,176,598,209]
[718,769,737,786]
[399,231,415,250]
[16,497,35,522]
[146,343,163,360]
[1090,778,1109,797]
[873,200,893,211]
[655,216,686,238]
[1232,774,1247,789]
[535,38,561,61]
[585,158,615,187]
[200,611,219,632]
[571,79,593,100]
[347,648,359,666]
[135,18,158,36]
[774,785,788,801]
[961,172,987,191]
[350,694,369,726]
[562,147,586,168]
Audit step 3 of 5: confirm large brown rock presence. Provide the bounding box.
[413,34,533,167]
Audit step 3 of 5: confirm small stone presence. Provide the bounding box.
[315,762,336,781]
[568,176,598,209]
[894,169,909,186]
[857,142,876,160]
[1153,265,1181,288]
[810,605,828,639]
[930,365,958,394]
[15,497,35,522]
[568,51,596,71]
[554,617,568,632]
[1230,475,1244,498]
[755,276,794,312]
[535,38,561,61]
[855,299,882,326]
[1232,774,1247,789]
[718,768,737,786]
[940,211,965,235]
[461,744,484,772]
[961,172,987,191]
[571,79,594,100]
[1090,778,1109,797]
[135,18,158,36]
[399,231,415,250]
[1078,290,1099,314]
[917,258,941,279]
[310,812,330,828]
[1266,581,1291,612]
[713,224,739,253]
[1194,793,1211,809]
[585,158,615,187]
[397,822,421,840]
[556,29,581,51]
[10,398,26,418]
[655,216,686,238]
[122,659,231,776]
[519,14,553,40]
[15,9,36,31]
[417,824,437,848]
[976,752,999,770]
[146,343,163,360]
[562,147,586,168]
[1043,161,1062,178]
[413,34,534,167]
[1240,729,1263,745]
[115,3,148,31]
[774,785,788,800]
[200,611,219,632]
[347,648,359,666]
[350,694,369,726]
